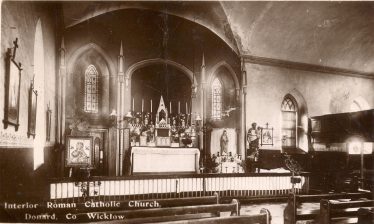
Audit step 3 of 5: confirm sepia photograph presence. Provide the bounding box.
[0,0,373,223]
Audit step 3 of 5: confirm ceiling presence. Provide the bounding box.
[62,1,374,75]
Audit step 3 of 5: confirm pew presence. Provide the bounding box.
[284,192,372,224]
[0,194,219,222]
[320,199,374,224]
[155,208,272,224]
[357,208,374,224]
[78,199,240,223]
[100,208,271,224]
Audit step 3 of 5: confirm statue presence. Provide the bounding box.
[247,122,260,159]
[220,129,229,155]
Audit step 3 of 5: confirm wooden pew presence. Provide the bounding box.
[155,208,272,224]
[100,208,270,224]
[357,208,374,224]
[320,199,374,224]
[0,194,219,222]
[284,192,372,224]
[79,199,240,223]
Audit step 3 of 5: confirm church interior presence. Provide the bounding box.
[0,1,374,223]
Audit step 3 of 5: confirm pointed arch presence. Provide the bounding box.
[281,89,309,152]
[212,78,223,120]
[67,42,116,77]
[84,65,99,113]
[208,61,239,89]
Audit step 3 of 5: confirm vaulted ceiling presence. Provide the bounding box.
[62,1,374,75]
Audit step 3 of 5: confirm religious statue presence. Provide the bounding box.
[247,122,260,160]
[220,129,229,155]
[170,117,179,143]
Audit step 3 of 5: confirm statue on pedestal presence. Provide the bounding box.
[220,129,229,155]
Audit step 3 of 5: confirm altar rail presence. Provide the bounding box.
[50,173,309,202]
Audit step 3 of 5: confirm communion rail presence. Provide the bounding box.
[50,173,309,202]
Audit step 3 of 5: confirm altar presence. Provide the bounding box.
[131,147,200,174]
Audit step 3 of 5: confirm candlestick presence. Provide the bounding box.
[142,99,144,112]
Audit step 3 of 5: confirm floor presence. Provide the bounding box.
[241,202,288,224]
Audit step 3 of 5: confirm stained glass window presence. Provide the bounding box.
[84,65,99,113]
[212,78,222,120]
[281,96,297,148]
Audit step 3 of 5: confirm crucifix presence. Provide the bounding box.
[12,38,19,59]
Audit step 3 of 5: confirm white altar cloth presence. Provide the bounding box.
[131,147,200,174]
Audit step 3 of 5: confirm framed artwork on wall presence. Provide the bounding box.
[261,124,274,146]
[3,39,22,131]
[66,136,93,167]
[27,82,38,138]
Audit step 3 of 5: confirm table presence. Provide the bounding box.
[131,147,200,174]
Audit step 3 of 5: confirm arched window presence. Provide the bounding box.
[212,78,222,120]
[84,65,99,113]
[281,95,298,148]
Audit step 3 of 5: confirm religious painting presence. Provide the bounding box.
[66,136,93,167]
[261,127,273,146]
[46,105,52,141]
[3,49,22,131]
[27,83,38,138]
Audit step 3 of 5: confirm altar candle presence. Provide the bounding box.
[170,101,172,113]
[142,99,144,112]
[186,102,188,114]
[132,98,134,111]
[151,100,153,113]
[178,101,180,114]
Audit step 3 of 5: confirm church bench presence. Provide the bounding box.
[284,192,372,224]
[320,199,374,224]
[357,208,374,224]
[77,199,239,223]
[148,208,271,224]
[0,195,219,222]
[99,208,270,224]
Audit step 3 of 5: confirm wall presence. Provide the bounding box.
[0,1,60,201]
[245,62,374,152]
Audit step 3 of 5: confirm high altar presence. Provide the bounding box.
[129,96,200,174]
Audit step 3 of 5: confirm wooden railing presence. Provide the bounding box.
[50,173,309,202]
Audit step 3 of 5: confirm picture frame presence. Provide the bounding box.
[46,104,52,141]
[261,126,273,146]
[3,45,22,131]
[66,136,93,167]
[27,82,38,138]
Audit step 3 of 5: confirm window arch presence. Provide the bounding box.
[281,95,298,148]
[212,78,222,120]
[84,65,99,113]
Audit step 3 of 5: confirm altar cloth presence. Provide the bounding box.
[131,147,200,174]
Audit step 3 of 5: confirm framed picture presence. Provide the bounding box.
[3,48,22,131]
[46,104,52,141]
[27,83,38,138]
[261,127,273,146]
[66,136,93,167]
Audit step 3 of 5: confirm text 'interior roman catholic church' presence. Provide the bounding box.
[0,1,374,223]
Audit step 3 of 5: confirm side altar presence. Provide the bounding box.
[128,96,200,174]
